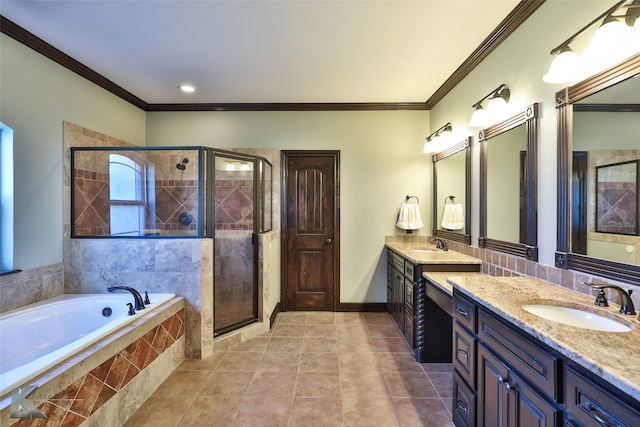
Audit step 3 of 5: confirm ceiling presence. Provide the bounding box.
[0,0,523,106]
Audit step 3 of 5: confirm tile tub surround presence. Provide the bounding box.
[449,275,640,401]
[1,297,185,427]
[0,263,64,313]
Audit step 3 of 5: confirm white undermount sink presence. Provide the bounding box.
[522,304,633,332]
[411,249,436,253]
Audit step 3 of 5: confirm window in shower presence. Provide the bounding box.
[109,154,146,236]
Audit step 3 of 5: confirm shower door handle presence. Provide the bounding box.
[326,238,333,245]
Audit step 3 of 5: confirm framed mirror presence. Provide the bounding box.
[479,103,539,260]
[556,52,640,285]
[432,137,471,244]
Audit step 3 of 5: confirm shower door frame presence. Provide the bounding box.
[208,148,261,337]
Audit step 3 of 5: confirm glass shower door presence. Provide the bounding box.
[213,154,258,335]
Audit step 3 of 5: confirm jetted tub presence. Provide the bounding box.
[0,292,175,396]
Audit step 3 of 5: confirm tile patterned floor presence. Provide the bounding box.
[125,312,454,427]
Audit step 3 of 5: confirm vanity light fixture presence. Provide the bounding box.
[543,0,640,84]
[423,122,452,153]
[467,84,510,128]
[179,84,196,93]
[240,162,250,171]
[225,161,235,171]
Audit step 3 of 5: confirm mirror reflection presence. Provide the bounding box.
[479,104,538,260]
[432,138,471,244]
[486,124,527,244]
[571,75,640,266]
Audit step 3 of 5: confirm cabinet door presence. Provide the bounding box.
[392,268,404,330]
[478,344,509,427]
[508,370,561,427]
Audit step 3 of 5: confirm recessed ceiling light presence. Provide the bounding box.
[179,84,195,93]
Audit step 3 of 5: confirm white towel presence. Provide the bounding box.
[396,203,424,230]
[441,203,465,230]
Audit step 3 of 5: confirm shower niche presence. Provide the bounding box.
[70,146,273,336]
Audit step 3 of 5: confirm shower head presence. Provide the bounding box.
[176,158,189,170]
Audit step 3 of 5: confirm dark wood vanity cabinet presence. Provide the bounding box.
[452,289,640,427]
[454,289,562,427]
[387,248,479,363]
[565,364,640,427]
[387,249,419,350]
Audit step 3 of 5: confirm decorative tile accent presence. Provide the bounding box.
[11,309,184,427]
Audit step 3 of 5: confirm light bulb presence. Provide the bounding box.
[543,48,583,84]
[583,18,633,75]
[468,106,490,128]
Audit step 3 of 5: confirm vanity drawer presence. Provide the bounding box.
[453,320,476,390]
[565,365,640,427]
[390,251,404,272]
[478,309,560,399]
[404,261,416,280]
[453,370,476,427]
[404,310,414,348]
[453,291,477,333]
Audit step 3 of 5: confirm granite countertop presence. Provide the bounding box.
[423,271,485,296]
[448,275,640,401]
[385,242,482,265]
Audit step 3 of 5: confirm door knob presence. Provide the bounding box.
[326,238,333,244]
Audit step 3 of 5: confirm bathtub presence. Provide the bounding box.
[0,292,175,397]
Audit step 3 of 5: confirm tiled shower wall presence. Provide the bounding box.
[215,172,254,230]
[63,122,281,358]
[72,148,199,237]
[0,263,64,313]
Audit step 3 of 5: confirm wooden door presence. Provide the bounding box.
[282,151,339,311]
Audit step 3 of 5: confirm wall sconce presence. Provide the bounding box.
[240,162,250,171]
[423,122,452,153]
[543,0,640,84]
[467,84,510,128]
[225,161,235,171]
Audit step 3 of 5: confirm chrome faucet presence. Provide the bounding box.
[107,286,146,310]
[587,283,635,315]
[431,238,448,251]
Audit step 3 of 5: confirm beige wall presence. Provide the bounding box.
[146,110,431,303]
[0,34,146,269]
[428,0,614,267]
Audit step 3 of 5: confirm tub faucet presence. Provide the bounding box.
[431,238,448,251]
[587,283,635,315]
[107,286,146,310]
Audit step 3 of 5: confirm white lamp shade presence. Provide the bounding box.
[468,107,490,128]
[583,19,634,74]
[543,49,582,84]
[487,96,508,122]
[225,162,235,171]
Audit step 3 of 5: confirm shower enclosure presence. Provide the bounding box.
[70,146,272,336]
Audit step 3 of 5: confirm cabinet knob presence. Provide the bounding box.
[498,375,504,385]
[505,382,512,394]
[326,238,333,244]
[457,349,468,360]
